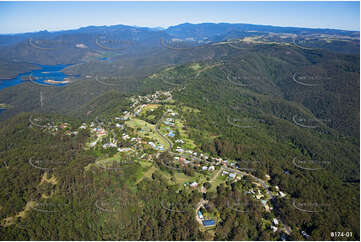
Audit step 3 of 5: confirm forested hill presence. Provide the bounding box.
[0,22,359,241]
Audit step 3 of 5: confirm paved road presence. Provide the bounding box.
[292,73,320,87]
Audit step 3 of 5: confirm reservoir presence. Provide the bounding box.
[0,64,73,91]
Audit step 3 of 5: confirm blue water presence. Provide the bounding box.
[0,109,5,114]
[0,64,72,91]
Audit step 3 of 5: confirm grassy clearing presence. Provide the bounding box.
[174,119,197,149]
[173,172,198,185]
[125,118,169,149]
[141,166,157,181]
[181,106,200,113]
[190,63,202,71]
[96,152,124,165]
[140,104,161,115]
[209,175,226,193]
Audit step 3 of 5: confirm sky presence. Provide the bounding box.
[0,1,359,34]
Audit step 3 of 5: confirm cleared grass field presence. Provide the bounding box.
[96,152,129,166]
[174,119,197,149]
[173,172,198,185]
[209,174,226,193]
[125,118,169,149]
[140,104,161,115]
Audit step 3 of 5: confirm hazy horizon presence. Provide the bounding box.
[0,1,359,34]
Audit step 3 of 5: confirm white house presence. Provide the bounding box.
[273,218,279,226]
[229,173,236,179]
[103,143,117,149]
[202,166,208,171]
[176,148,184,153]
[90,141,97,147]
[279,191,286,198]
[190,182,198,188]
[208,166,215,171]
[271,225,278,233]
[118,148,132,152]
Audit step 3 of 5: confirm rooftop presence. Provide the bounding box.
[202,220,215,227]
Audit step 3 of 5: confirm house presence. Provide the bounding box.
[175,139,184,144]
[202,220,216,227]
[103,143,117,149]
[279,191,286,198]
[202,166,208,171]
[176,147,184,153]
[79,125,87,129]
[96,128,106,136]
[274,185,280,191]
[184,160,191,164]
[197,210,204,220]
[190,182,198,188]
[229,173,236,179]
[122,134,130,140]
[208,166,215,171]
[260,200,267,206]
[301,231,310,239]
[273,218,279,226]
[222,171,229,176]
[118,148,132,152]
[163,121,173,126]
[115,123,123,128]
[90,141,97,147]
[271,225,278,233]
